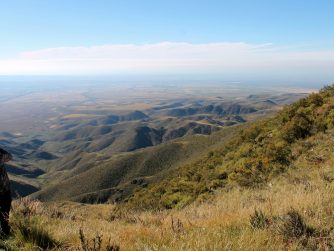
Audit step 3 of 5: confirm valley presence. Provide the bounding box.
[0,81,308,202]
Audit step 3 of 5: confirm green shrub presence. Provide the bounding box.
[230,159,269,187]
[161,192,194,209]
[307,93,324,106]
[282,113,313,143]
[325,110,334,129]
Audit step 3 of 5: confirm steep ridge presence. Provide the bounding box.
[162,103,258,117]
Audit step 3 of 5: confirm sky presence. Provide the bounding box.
[0,0,334,83]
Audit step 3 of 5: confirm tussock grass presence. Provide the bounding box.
[15,162,333,250]
[249,209,269,229]
[11,215,60,250]
[3,197,62,250]
[79,228,120,251]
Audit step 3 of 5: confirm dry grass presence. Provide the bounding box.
[8,161,333,250]
[9,133,334,250]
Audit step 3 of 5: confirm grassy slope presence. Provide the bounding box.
[5,85,334,250]
[8,161,334,250]
[125,85,334,209]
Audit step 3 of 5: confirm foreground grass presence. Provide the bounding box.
[6,159,334,250]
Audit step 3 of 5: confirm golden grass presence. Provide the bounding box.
[10,161,333,250]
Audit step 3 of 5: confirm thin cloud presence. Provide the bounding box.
[0,42,334,81]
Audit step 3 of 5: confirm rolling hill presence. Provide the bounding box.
[23,92,305,202]
[32,126,239,202]
[0,91,306,200]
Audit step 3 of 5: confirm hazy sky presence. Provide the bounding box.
[0,0,334,82]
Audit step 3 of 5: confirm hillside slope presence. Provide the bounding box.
[32,126,239,202]
[30,90,315,204]
[126,85,334,209]
[0,92,305,199]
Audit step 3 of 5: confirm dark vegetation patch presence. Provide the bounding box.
[250,208,334,250]
[6,164,44,178]
[11,181,39,198]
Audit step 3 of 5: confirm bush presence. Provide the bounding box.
[161,192,194,209]
[249,209,270,229]
[275,210,314,241]
[308,93,324,107]
[266,141,291,165]
[325,110,334,129]
[282,113,313,143]
[230,159,269,187]
[272,209,334,250]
